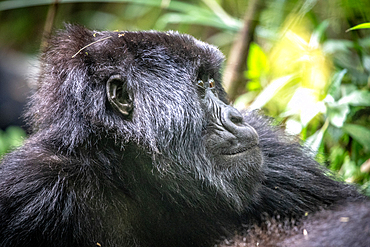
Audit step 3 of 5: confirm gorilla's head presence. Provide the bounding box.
[29,25,263,211]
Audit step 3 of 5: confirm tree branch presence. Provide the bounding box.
[223,0,264,102]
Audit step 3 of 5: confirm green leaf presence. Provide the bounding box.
[0,127,26,157]
[326,101,349,128]
[233,91,258,110]
[246,81,262,91]
[338,90,370,106]
[342,124,370,151]
[249,75,294,110]
[156,13,227,30]
[328,69,347,101]
[346,22,370,32]
[323,40,354,54]
[245,43,269,80]
[5,126,26,147]
[340,156,359,182]
[284,88,326,127]
[305,120,329,154]
[0,0,241,31]
[0,0,161,11]
[285,118,302,135]
[328,146,346,171]
[309,20,329,48]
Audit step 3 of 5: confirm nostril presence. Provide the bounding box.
[227,108,243,125]
[230,115,243,125]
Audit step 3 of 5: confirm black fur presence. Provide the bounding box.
[0,25,368,247]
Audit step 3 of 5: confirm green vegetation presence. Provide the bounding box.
[0,127,26,157]
[237,22,370,190]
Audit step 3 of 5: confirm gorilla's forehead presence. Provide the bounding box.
[92,30,224,69]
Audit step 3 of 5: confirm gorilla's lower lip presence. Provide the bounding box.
[220,144,259,156]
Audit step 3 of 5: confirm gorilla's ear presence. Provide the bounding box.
[106,74,133,116]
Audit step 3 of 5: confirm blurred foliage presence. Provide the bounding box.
[0,0,246,54]
[235,13,370,194]
[0,127,26,157]
[0,0,370,193]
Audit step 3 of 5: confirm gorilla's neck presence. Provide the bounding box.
[246,121,364,221]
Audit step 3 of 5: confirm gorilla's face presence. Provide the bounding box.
[101,31,263,207]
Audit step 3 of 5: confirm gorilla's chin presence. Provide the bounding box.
[206,145,264,212]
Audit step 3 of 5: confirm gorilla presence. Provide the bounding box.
[0,24,369,247]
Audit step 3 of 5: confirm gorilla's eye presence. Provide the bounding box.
[198,79,205,88]
[209,78,215,89]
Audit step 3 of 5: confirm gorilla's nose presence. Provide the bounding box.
[221,105,259,145]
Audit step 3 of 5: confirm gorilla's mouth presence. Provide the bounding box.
[220,144,259,156]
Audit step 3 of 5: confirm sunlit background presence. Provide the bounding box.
[0,0,370,192]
